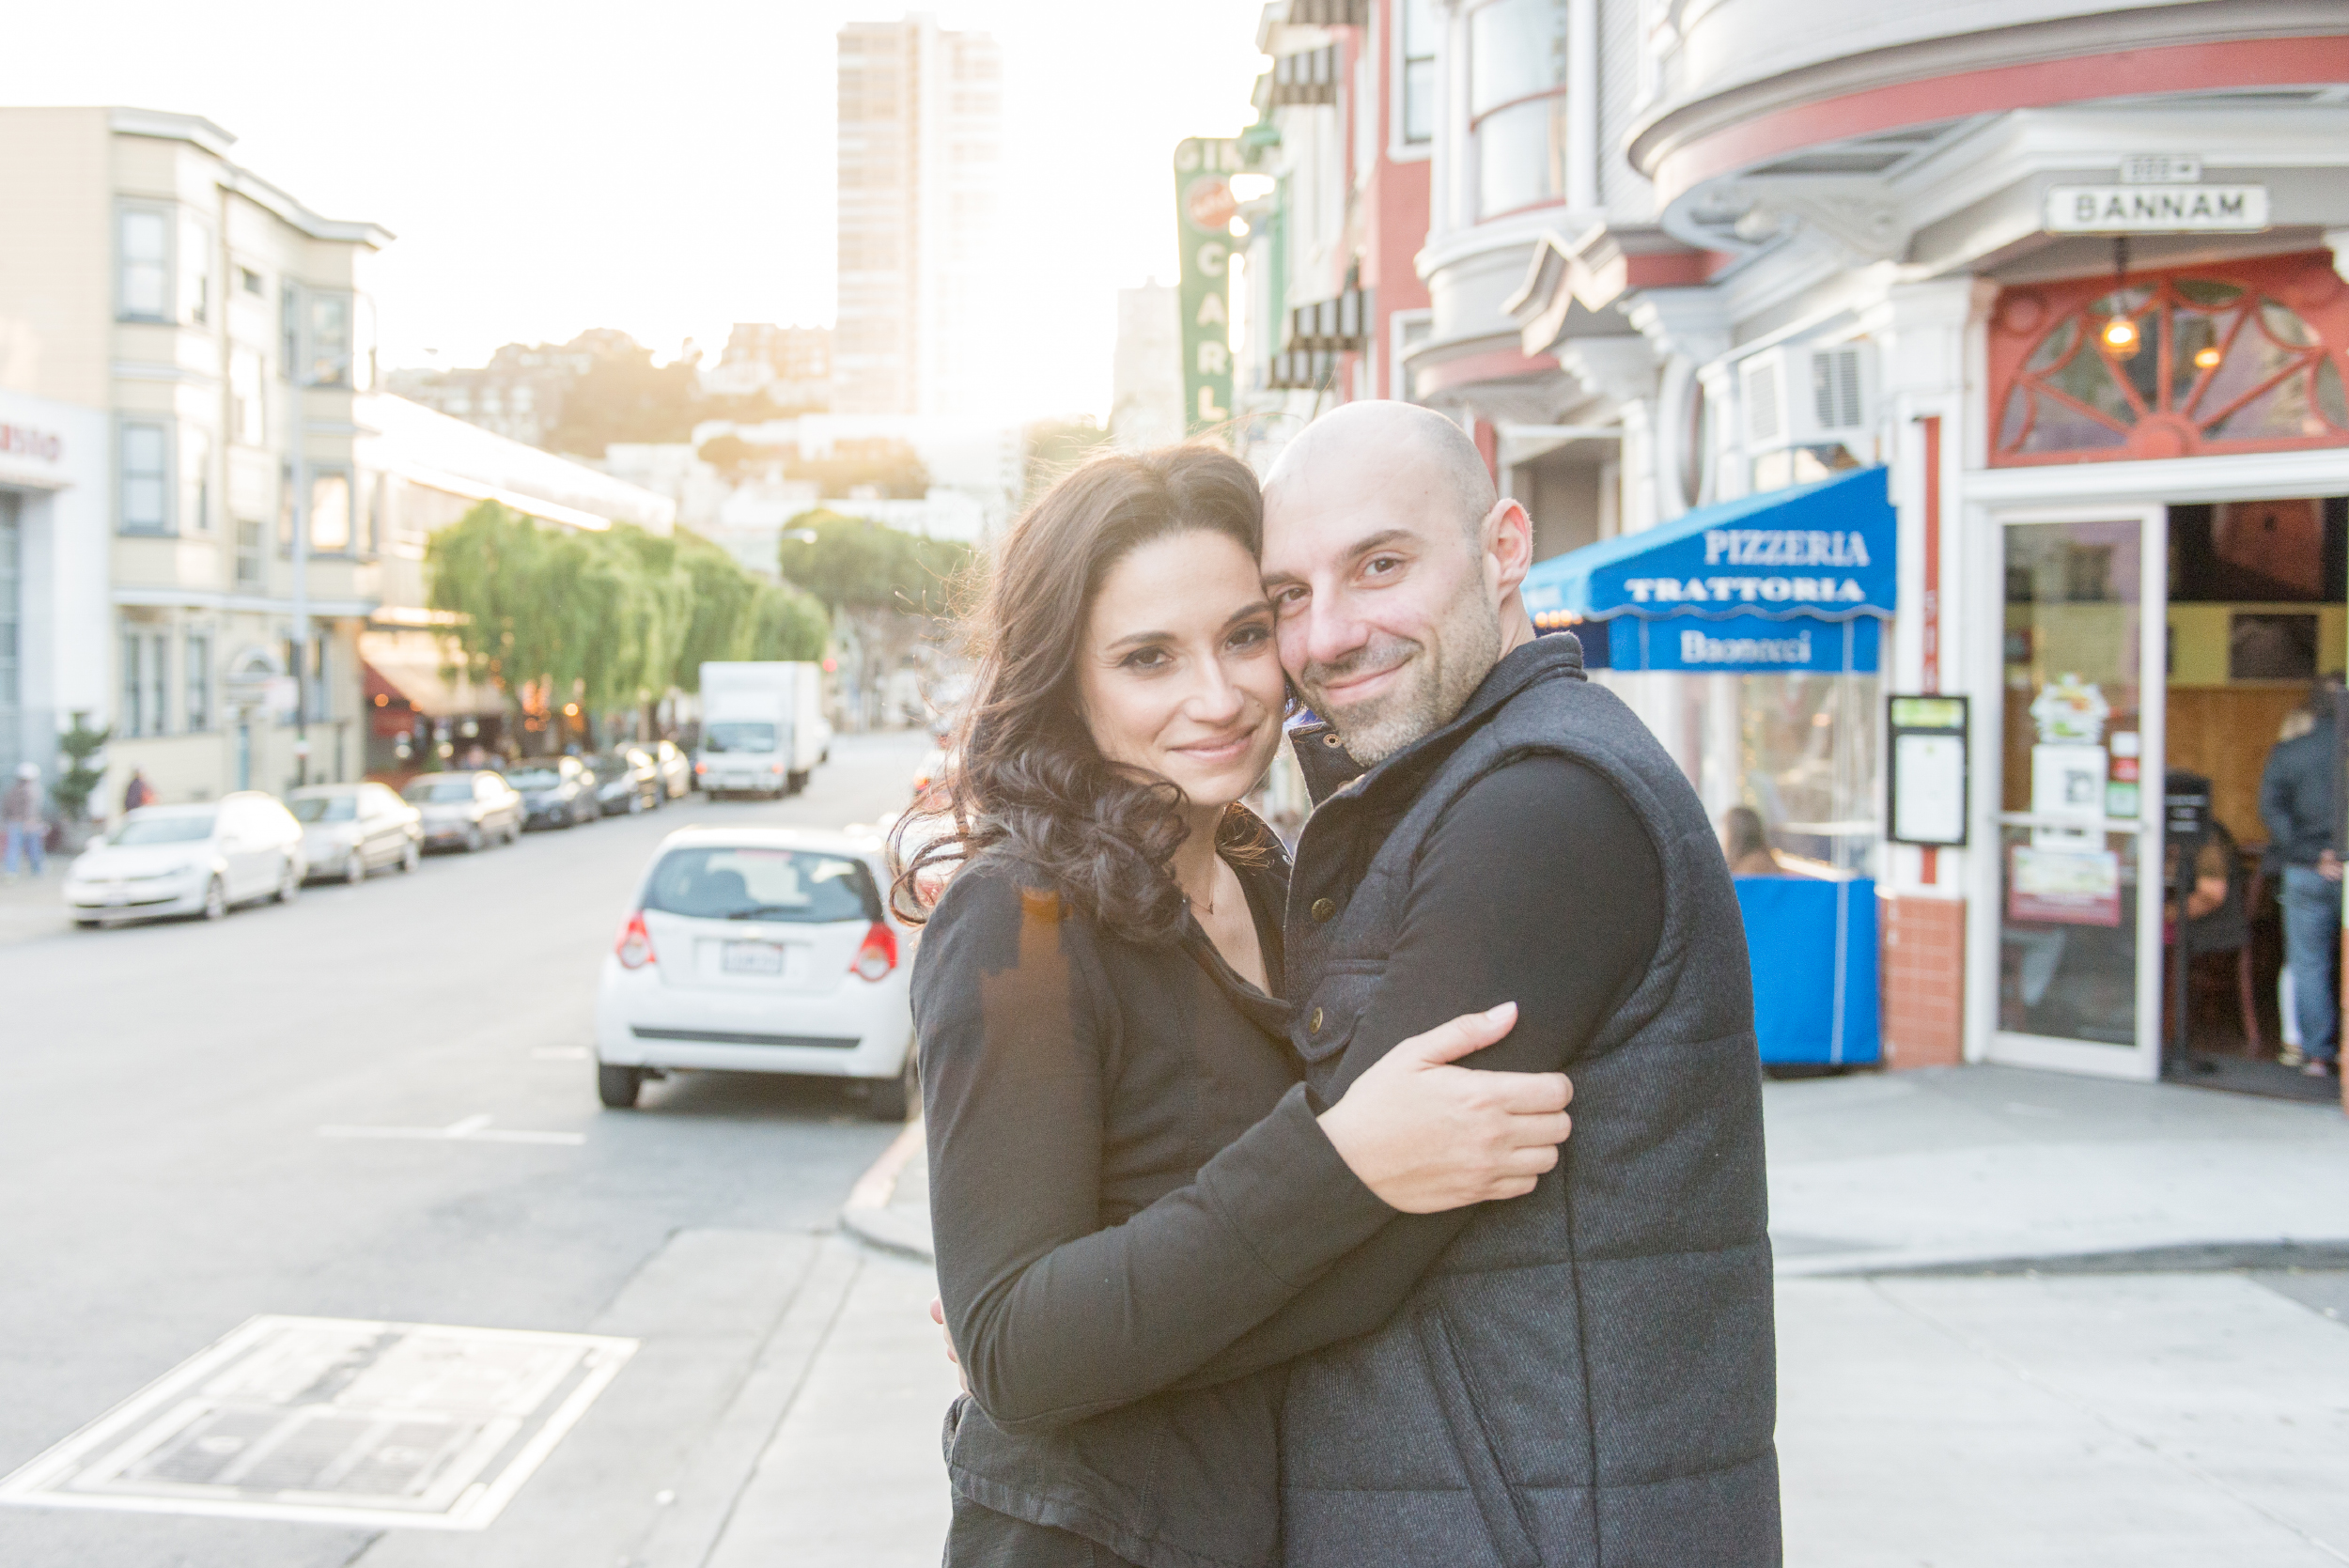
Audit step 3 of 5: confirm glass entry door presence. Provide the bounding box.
[1992,509,2165,1079]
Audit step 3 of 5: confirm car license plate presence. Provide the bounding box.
[722,941,788,976]
[103,886,129,907]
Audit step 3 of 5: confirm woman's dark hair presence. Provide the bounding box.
[1723,804,1772,862]
[892,444,1273,944]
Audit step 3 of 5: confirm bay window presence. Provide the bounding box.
[118,209,170,321]
[1470,0,1569,219]
[120,423,171,534]
[1398,0,1438,147]
[309,471,353,553]
[186,631,212,733]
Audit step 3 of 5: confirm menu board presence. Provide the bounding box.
[1888,695,1968,847]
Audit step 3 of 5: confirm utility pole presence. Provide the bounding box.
[290,378,310,790]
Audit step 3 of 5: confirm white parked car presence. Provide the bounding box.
[593,828,915,1118]
[64,794,306,926]
[289,782,424,883]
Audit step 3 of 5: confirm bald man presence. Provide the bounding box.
[1237,402,1781,1566]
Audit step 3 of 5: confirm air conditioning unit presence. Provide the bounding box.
[1738,342,1876,448]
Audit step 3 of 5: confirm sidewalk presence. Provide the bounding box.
[0,863,70,947]
[805,1066,2349,1566]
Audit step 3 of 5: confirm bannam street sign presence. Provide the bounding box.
[2044,184,2268,234]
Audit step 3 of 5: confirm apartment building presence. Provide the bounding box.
[0,108,675,810]
[701,323,833,410]
[834,16,1003,416]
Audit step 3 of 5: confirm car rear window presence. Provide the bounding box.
[290,796,357,822]
[644,847,880,924]
[404,778,475,803]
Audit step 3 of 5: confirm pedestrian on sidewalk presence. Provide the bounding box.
[902,445,1575,1568]
[2261,679,2343,1078]
[122,768,154,814]
[2,763,45,882]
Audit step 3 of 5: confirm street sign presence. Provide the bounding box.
[2044,184,2269,234]
[1174,136,1241,435]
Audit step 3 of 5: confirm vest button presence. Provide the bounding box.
[1309,1007,1325,1034]
[1310,897,1336,922]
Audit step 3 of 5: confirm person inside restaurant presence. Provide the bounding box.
[1721,805,1788,878]
[2259,677,2343,1079]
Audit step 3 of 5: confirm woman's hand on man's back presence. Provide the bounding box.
[1315,1002,1574,1214]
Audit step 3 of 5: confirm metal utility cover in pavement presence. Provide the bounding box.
[0,1315,636,1530]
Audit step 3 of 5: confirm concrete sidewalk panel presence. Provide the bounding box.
[1780,1275,2349,1566]
[703,1250,958,1568]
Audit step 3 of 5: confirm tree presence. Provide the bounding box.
[777,508,968,616]
[543,334,701,457]
[54,713,109,824]
[427,503,832,746]
[749,582,832,661]
[777,509,966,728]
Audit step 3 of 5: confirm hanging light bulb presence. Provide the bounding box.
[2098,234,2141,359]
[2194,345,2221,369]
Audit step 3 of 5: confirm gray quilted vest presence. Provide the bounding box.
[1281,633,1781,1568]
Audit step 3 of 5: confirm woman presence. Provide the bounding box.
[1722,804,1785,877]
[900,446,1573,1568]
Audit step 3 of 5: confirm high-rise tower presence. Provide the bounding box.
[834,16,1002,417]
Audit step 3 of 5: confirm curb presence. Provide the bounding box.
[841,1118,935,1262]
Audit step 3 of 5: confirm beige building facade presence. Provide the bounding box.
[0,108,674,815]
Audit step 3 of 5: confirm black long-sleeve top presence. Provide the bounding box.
[918,844,1392,1568]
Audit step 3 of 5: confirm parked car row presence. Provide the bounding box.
[62,741,705,929]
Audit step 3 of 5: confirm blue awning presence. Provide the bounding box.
[1522,467,1895,628]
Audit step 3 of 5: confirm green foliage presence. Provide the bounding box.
[544,335,700,457]
[777,508,970,615]
[697,434,931,498]
[750,582,832,661]
[425,503,830,715]
[54,713,110,821]
[1023,416,1113,504]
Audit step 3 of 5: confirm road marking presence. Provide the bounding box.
[0,1314,634,1530]
[530,1047,588,1061]
[319,1113,584,1146]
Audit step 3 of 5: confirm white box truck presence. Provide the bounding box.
[696,662,829,799]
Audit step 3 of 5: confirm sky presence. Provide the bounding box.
[1,0,1272,419]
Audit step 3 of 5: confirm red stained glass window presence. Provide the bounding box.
[1987,252,2349,466]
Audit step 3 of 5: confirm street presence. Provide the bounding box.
[0,730,945,1568]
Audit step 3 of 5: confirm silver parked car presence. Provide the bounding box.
[289,783,423,883]
[400,770,524,853]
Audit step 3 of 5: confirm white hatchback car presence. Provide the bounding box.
[593,828,916,1118]
[64,793,306,926]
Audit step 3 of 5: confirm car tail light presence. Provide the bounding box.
[694,760,707,774]
[616,910,657,969]
[851,922,897,981]
[770,764,785,774]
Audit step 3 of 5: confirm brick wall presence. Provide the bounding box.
[1882,894,1965,1068]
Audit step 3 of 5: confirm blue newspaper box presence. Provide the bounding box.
[1732,877,1881,1065]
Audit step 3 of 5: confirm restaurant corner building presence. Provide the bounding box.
[1332,4,2349,1099]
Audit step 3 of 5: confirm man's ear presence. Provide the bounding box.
[1485,498,1533,595]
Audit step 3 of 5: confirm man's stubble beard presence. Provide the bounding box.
[1306,594,1503,767]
